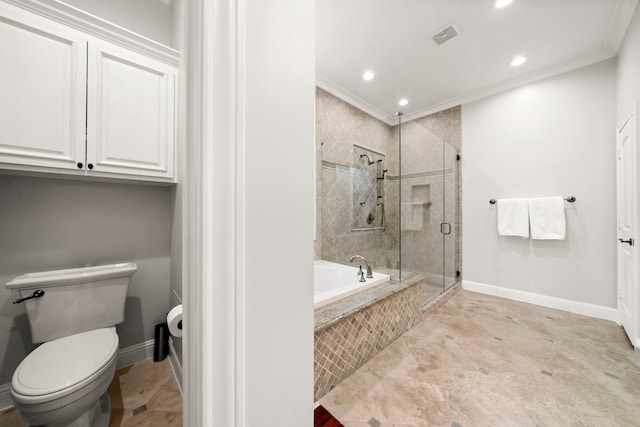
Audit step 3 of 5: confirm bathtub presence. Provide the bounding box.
[314,260,390,308]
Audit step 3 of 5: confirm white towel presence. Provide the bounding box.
[497,198,529,238]
[528,197,566,240]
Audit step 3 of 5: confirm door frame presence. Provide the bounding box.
[183,0,316,425]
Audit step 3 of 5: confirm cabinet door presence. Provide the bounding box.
[87,40,175,179]
[0,4,87,170]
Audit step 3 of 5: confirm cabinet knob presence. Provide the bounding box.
[77,162,83,169]
[88,163,94,170]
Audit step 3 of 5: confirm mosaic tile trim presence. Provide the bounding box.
[322,159,351,172]
[314,281,421,400]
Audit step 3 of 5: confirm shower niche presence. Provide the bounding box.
[352,145,386,231]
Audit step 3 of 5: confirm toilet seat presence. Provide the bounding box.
[11,328,119,404]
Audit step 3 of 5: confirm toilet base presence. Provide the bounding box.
[46,391,110,427]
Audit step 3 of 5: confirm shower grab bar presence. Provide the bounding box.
[489,196,576,205]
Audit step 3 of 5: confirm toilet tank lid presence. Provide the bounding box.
[6,262,137,290]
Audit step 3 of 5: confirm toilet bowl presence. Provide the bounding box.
[5,263,137,426]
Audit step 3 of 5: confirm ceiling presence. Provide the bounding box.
[316,0,638,124]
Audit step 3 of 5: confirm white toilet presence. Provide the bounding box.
[5,262,137,427]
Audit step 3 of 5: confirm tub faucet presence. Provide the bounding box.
[349,255,373,278]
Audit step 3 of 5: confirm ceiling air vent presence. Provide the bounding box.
[432,24,459,45]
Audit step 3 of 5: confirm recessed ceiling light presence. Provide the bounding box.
[363,71,375,81]
[510,56,527,67]
[398,98,408,106]
[494,0,513,8]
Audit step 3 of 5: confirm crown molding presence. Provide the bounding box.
[315,74,398,126]
[318,48,618,125]
[412,49,616,117]
[2,0,180,66]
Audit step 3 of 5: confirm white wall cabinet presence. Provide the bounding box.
[0,3,177,182]
[0,6,87,171]
[87,41,175,179]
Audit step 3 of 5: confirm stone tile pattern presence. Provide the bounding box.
[321,290,640,427]
[316,87,462,297]
[314,281,421,400]
[108,358,182,426]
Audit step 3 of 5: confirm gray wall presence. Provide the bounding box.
[462,59,617,308]
[0,175,172,384]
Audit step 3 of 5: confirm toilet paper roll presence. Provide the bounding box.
[167,304,183,337]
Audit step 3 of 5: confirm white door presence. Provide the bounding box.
[86,40,175,179]
[0,4,87,170]
[617,103,638,347]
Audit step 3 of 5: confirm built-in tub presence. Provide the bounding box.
[314,260,390,308]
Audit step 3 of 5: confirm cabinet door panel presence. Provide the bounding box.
[0,5,86,170]
[87,41,175,179]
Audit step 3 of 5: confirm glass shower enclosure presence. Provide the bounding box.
[395,113,458,304]
[319,105,458,306]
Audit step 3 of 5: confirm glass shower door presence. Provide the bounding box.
[442,141,457,292]
[398,115,458,305]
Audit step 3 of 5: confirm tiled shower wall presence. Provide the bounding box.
[315,88,396,268]
[315,87,462,277]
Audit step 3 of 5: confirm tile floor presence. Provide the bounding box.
[320,289,640,427]
[0,358,182,427]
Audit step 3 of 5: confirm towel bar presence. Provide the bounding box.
[489,196,576,205]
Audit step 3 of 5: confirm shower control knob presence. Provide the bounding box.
[77,162,83,169]
[88,163,94,170]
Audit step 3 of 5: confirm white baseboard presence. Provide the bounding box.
[168,338,183,394]
[1,339,159,412]
[462,280,619,322]
[0,383,11,412]
[117,339,155,369]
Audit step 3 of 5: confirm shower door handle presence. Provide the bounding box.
[440,222,452,235]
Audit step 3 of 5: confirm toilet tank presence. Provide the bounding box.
[6,263,137,343]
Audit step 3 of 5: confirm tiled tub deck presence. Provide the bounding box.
[314,276,423,400]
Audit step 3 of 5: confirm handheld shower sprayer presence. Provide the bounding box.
[376,160,388,179]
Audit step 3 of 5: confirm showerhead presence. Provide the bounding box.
[360,154,375,165]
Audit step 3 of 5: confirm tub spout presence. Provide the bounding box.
[349,255,373,278]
